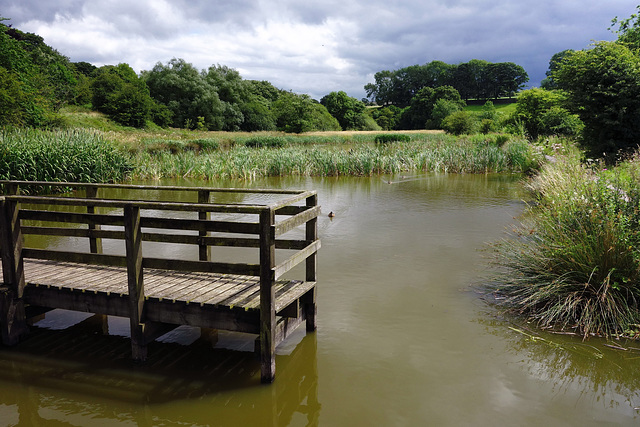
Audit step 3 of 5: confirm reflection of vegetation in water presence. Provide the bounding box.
[485,152,640,339]
[480,315,640,412]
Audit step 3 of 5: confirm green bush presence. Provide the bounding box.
[244,136,287,148]
[374,134,411,144]
[441,111,476,135]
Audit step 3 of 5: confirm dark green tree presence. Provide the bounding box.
[553,41,640,156]
[272,92,340,133]
[540,50,574,89]
[320,91,368,130]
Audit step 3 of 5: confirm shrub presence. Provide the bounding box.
[374,134,411,144]
[244,136,287,148]
[486,155,640,338]
[441,111,476,135]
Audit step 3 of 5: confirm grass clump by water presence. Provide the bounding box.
[0,128,132,186]
[486,152,640,339]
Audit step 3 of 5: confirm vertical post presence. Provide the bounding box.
[259,207,276,383]
[0,196,28,344]
[304,193,318,331]
[124,205,146,360]
[198,190,211,261]
[86,185,103,254]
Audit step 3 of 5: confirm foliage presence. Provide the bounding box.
[90,63,155,128]
[553,41,640,158]
[374,134,411,144]
[512,88,582,139]
[369,105,403,130]
[486,153,640,338]
[365,59,528,106]
[0,128,132,183]
[272,92,340,133]
[0,21,78,126]
[400,85,465,129]
[441,111,476,135]
[131,134,537,179]
[320,91,369,130]
[610,5,640,50]
[540,50,574,90]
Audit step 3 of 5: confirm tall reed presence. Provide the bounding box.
[131,136,537,179]
[0,128,132,185]
[486,153,640,338]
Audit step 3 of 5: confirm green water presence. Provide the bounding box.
[1,173,639,426]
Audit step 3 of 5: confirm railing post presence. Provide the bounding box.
[0,195,28,344]
[86,185,103,254]
[304,193,318,331]
[198,190,211,261]
[259,207,276,383]
[124,204,146,360]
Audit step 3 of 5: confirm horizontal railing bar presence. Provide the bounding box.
[274,206,321,237]
[273,240,321,280]
[7,195,268,214]
[20,210,125,226]
[23,248,127,267]
[268,191,316,211]
[0,180,305,195]
[142,258,260,276]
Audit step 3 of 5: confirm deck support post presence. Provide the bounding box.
[86,185,103,254]
[198,190,211,261]
[124,205,146,361]
[259,208,276,383]
[305,194,318,331]
[0,196,28,345]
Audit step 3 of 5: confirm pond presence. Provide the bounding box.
[0,173,638,426]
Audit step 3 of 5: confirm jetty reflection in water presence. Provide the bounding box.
[0,312,319,426]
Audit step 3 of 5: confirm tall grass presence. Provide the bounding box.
[0,128,132,185]
[131,135,538,179]
[486,153,640,339]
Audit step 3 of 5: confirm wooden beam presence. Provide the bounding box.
[273,240,321,280]
[260,208,276,383]
[86,185,103,254]
[305,193,318,331]
[124,205,146,361]
[198,190,211,261]
[273,206,321,237]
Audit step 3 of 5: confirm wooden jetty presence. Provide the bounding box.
[0,180,320,383]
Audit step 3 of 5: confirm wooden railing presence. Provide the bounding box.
[0,180,320,382]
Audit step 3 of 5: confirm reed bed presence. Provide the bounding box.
[486,153,640,339]
[0,128,132,185]
[131,135,537,180]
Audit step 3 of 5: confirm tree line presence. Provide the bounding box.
[364,59,528,106]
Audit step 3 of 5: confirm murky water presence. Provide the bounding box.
[1,173,639,426]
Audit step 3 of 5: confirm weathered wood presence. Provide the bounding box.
[273,205,321,237]
[124,205,146,360]
[0,196,28,344]
[260,208,276,383]
[85,185,103,254]
[305,193,318,331]
[198,190,211,261]
[0,180,320,383]
[273,240,321,280]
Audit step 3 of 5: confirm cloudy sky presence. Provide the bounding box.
[2,1,638,100]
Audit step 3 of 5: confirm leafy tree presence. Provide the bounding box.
[144,58,225,130]
[400,85,465,129]
[512,88,576,139]
[553,41,640,156]
[610,5,640,49]
[320,91,368,130]
[91,63,153,128]
[428,98,464,129]
[369,105,403,130]
[272,92,340,133]
[540,50,574,89]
